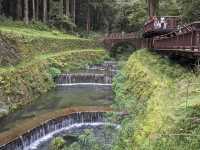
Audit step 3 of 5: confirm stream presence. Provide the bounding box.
[0,61,119,150]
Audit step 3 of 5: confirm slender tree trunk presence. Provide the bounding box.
[72,0,76,24]
[36,0,39,20]
[17,0,22,20]
[0,0,2,15]
[43,0,47,23]
[86,0,90,32]
[65,0,69,17]
[24,0,29,24]
[32,0,36,21]
[59,0,63,17]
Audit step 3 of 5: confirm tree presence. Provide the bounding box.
[148,0,159,17]
[0,0,2,15]
[65,0,70,17]
[32,0,36,21]
[72,0,76,24]
[43,0,47,23]
[17,0,22,20]
[159,0,179,16]
[59,0,63,17]
[86,0,90,32]
[24,0,29,24]
[177,0,200,22]
[36,0,39,20]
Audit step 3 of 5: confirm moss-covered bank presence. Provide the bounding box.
[113,49,200,150]
[0,50,107,118]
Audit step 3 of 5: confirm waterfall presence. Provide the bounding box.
[55,73,113,86]
[55,61,118,86]
[87,61,118,71]
[0,112,109,150]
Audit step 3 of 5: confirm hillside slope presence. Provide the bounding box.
[0,23,107,118]
[0,22,102,66]
[113,49,200,150]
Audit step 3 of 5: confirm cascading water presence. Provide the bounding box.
[0,61,119,150]
[56,61,118,86]
[56,73,113,85]
[0,112,114,150]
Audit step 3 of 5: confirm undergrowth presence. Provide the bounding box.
[113,49,200,150]
[0,21,102,66]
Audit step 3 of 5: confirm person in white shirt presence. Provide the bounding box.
[160,17,167,29]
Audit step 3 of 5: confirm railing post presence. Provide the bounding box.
[196,31,200,51]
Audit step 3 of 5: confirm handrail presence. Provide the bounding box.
[104,32,139,40]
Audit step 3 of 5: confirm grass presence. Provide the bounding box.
[0,49,108,117]
[112,49,200,150]
[0,21,107,117]
[0,49,105,73]
[0,21,102,66]
[0,21,81,40]
[0,26,84,40]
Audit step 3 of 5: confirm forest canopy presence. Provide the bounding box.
[0,0,199,33]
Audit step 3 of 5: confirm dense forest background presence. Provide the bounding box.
[0,0,200,33]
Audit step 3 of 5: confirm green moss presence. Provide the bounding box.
[113,49,200,149]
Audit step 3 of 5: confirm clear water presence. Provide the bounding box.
[36,123,118,150]
[0,85,113,133]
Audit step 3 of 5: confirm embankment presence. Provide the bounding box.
[113,49,200,149]
[0,24,108,117]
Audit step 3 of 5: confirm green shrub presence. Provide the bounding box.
[50,137,65,150]
[49,67,61,79]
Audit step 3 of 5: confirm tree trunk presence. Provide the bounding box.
[148,0,159,17]
[36,0,39,20]
[59,0,63,17]
[32,0,36,21]
[86,0,90,32]
[43,0,47,23]
[65,0,69,17]
[24,0,29,24]
[72,0,76,24]
[17,0,22,20]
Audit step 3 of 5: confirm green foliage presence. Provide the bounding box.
[0,19,50,31]
[49,0,75,31]
[113,49,200,149]
[50,137,65,150]
[48,67,61,79]
[0,49,107,117]
[0,22,102,67]
[177,0,200,22]
[78,129,100,150]
[159,0,180,16]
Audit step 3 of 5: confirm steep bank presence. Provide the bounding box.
[0,23,102,66]
[113,49,200,149]
[0,50,107,116]
[0,23,108,118]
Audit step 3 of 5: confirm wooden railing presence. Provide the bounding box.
[104,32,139,40]
[153,22,200,52]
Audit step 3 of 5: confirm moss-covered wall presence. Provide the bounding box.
[0,50,107,118]
[113,49,200,150]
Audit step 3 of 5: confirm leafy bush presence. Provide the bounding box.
[49,15,76,32]
[50,137,65,150]
[48,67,61,79]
